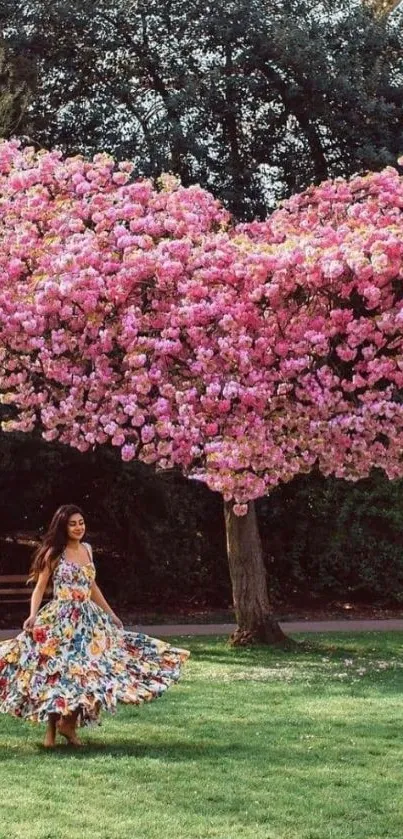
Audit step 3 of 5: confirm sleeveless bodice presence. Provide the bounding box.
[53,555,95,602]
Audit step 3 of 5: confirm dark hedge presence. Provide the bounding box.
[1,432,403,608]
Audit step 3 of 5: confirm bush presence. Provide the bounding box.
[259,470,403,604]
[0,432,230,608]
[2,432,403,608]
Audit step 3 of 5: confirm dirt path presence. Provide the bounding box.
[1,618,403,641]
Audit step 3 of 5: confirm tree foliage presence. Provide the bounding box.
[2,143,403,509]
[261,469,403,604]
[367,0,402,16]
[2,432,403,608]
[0,431,229,608]
[0,37,34,138]
[1,0,402,217]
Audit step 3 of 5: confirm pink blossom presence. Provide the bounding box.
[1,141,403,512]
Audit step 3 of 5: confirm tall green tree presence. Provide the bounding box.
[0,38,34,137]
[367,0,402,15]
[1,0,402,218]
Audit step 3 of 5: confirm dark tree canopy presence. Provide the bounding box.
[0,37,35,137]
[368,0,402,14]
[1,0,403,218]
[2,432,403,611]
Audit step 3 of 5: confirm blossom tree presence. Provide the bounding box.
[1,140,403,644]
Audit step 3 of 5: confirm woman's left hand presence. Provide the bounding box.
[111,614,123,630]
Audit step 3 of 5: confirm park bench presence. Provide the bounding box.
[0,534,37,607]
[0,574,31,604]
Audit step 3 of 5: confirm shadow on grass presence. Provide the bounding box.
[1,699,403,765]
[0,714,401,769]
[0,737,260,762]
[187,633,403,665]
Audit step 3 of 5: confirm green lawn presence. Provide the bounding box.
[1,633,403,839]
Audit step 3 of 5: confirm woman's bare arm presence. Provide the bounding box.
[23,566,51,630]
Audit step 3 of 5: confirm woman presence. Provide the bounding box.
[0,505,189,747]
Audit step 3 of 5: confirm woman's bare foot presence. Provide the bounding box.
[43,731,56,748]
[44,715,57,748]
[57,721,83,747]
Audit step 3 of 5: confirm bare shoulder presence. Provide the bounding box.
[83,542,94,561]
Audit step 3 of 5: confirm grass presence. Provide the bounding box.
[1,632,403,839]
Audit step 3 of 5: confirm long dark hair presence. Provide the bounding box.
[28,504,85,584]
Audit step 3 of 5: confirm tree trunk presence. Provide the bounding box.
[223,499,292,647]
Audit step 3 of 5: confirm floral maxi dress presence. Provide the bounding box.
[0,546,190,726]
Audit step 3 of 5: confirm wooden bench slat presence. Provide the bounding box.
[1,598,31,604]
[0,574,31,604]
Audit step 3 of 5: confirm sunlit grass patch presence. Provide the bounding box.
[0,632,403,839]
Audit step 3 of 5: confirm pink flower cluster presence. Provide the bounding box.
[1,141,403,514]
